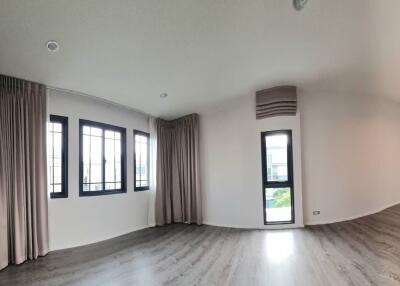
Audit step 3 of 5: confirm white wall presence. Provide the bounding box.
[48,89,151,250]
[200,96,303,229]
[201,90,400,227]
[47,86,400,246]
[301,91,400,224]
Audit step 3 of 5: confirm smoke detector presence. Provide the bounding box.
[46,40,60,52]
[293,0,308,11]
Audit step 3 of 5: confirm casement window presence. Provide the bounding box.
[134,130,150,191]
[261,130,294,224]
[79,119,126,196]
[48,115,68,198]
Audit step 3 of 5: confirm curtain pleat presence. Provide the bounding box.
[155,114,202,225]
[0,74,49,270]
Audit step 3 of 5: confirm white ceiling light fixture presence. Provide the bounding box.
[46,40,60,52]
[160,93,168,98]
[293,0,308,11]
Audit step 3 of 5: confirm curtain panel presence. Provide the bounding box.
[155,114,202,225]
[0,75,49,270]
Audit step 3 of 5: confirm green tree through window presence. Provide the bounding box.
[273,188,291,208]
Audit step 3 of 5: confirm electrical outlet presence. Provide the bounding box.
[313,210,320,215]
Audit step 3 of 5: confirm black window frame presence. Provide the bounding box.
[79,119,127,197]
[134,130,150,192]
[49,115,68,199]
[261,129,295,225]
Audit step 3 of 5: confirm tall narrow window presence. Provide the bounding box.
[134,130,149,191]
[48,115,68,198]
[79,119,126,196]
[261,130,294,224]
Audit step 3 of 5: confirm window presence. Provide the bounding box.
[79,119,126,196]
[261,130,294,224]
[48,115,68,198]
[134,130,150,191]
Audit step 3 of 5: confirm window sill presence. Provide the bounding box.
[134,187,150,192]
[264,220,295,226]
[50,193,68,199]
[79,189,127,197]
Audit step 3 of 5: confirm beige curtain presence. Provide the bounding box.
[155,114,202,225]
[0,75,49,271]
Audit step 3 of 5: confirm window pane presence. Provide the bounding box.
[48,116,68,198]
[265,188,292,223]
[134,132,149,190]
[47,125,53,157]
[90,135,102,164]
[54,157,62,168]
[105,183,115,190]
[105,130,114,139]
[105,138,115,182]
[54,184,62,193]
[83,165,90,184]
[105,162,115,182]
[104,130,121,187]
[91,165,102,184]
[83,135,90,165]
[89,134,102,188]
[135,165,141,176]
[115,163,121,183]
[53,122,62,132]
[83,135,90,186]
[83,126,90,135]
[53,166,62,184]
[54,132,62,159]
[140,135,148,144]
[49,166,54,185]
[80,121,125,195]
[265,134,288,182]
[115,138,121,163]
[91,127,102,136]
[141,167,147,181]
[90,183,102,191]
[115,134,121,184]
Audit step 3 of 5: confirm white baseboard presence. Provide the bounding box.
[203,221,304,230]
[204,201,400,228]
[305,200,400,226]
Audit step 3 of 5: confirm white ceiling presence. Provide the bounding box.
[1,0,400,118]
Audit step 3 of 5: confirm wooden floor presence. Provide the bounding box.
[2,205,400,286]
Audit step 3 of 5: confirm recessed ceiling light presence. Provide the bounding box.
[46,40,60,52]
[160,93,168,98]
[293,0,308,11]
